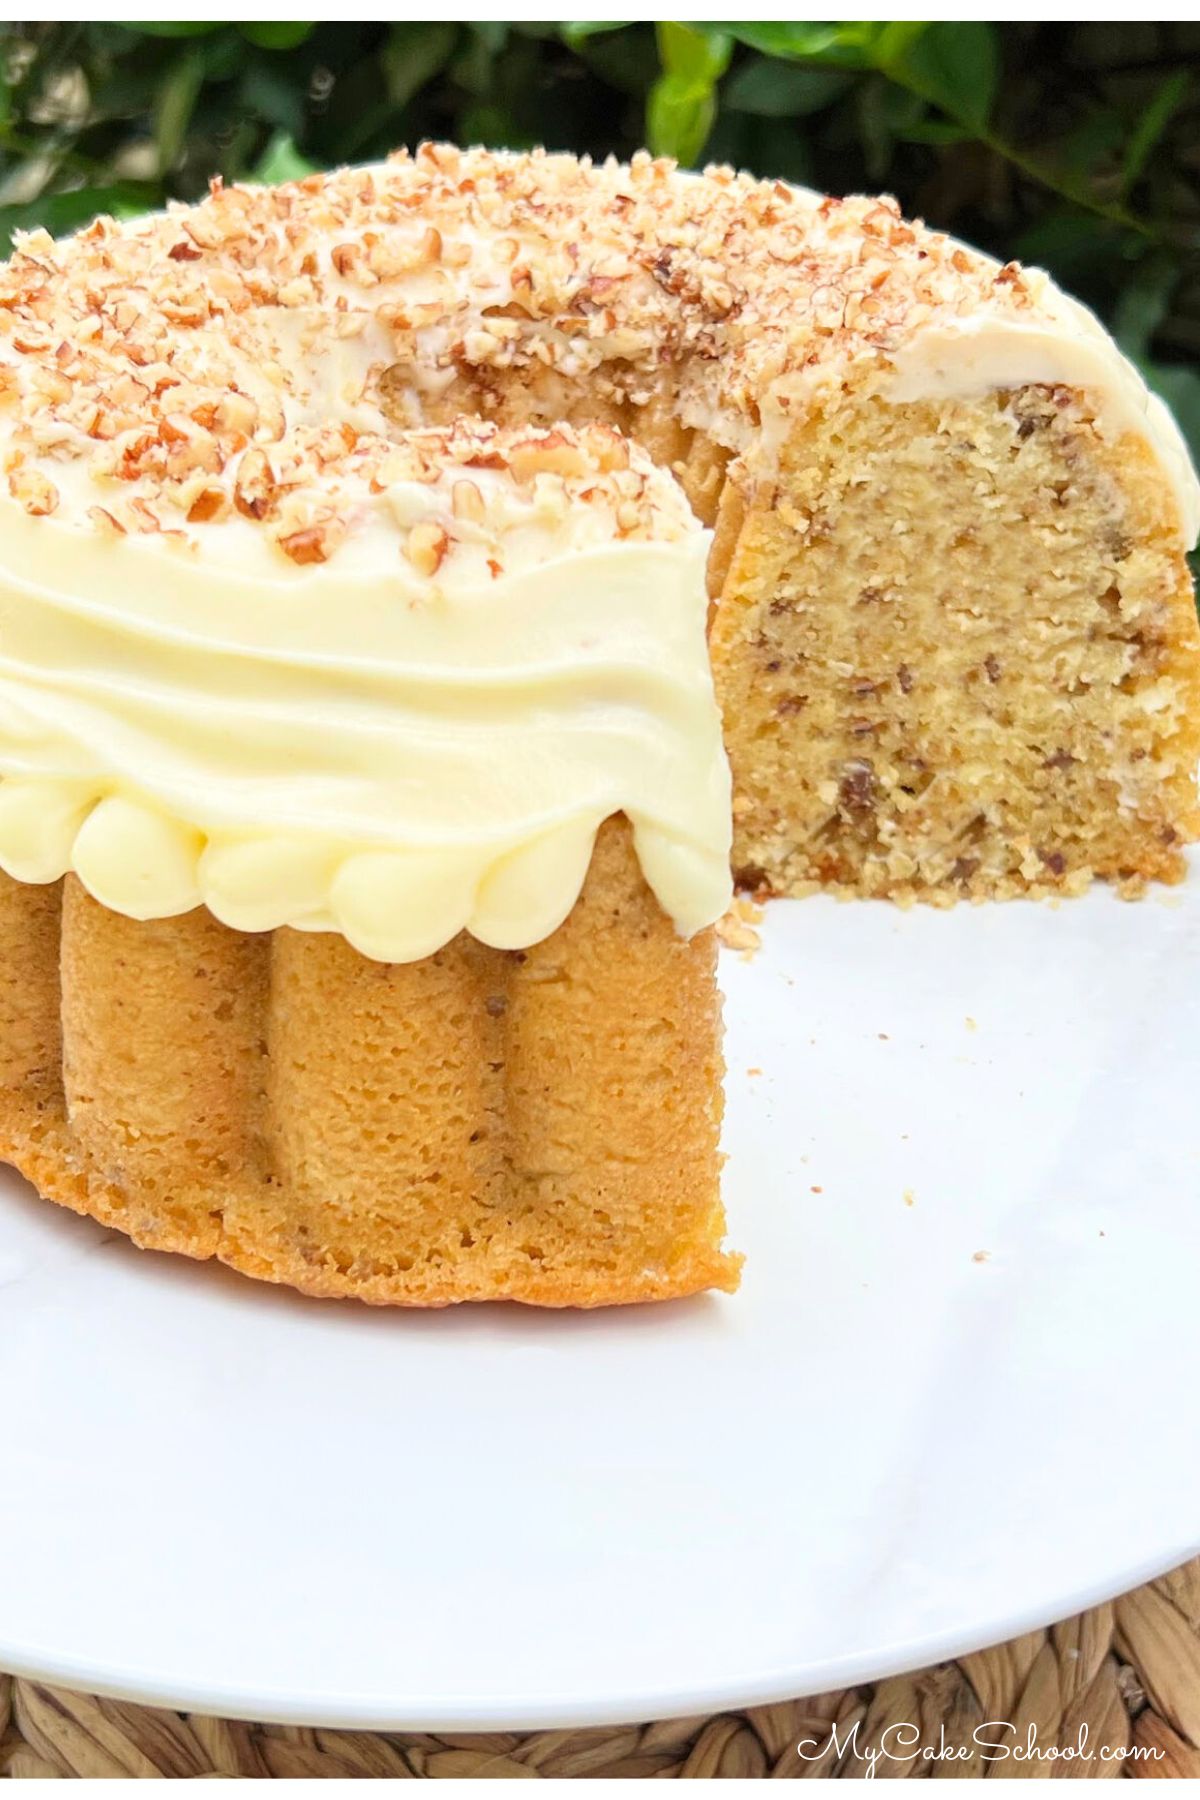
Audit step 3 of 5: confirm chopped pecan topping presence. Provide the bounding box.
[405,520,449,576]
[0,146,1038,563]
[508,429,590,484]
[451,479,485,523]
[279,525,331,565]
[234,448,277,520]
[8,465,58,516]
[186,484,229,523]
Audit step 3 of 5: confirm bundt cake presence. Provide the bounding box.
[0,141,1198,1303]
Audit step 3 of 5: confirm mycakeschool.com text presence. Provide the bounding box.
[798,1719,1163,1776]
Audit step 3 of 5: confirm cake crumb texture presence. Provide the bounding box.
[709,388,1200,901]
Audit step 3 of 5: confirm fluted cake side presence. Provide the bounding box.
[0,820,737,1306]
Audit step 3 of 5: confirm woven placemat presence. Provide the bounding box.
[2,1559,1199,1778]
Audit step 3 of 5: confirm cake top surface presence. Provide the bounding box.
[2,141,1195,557]
[0,142,1009,458]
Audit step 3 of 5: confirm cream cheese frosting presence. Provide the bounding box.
[0,421,733,959]
[0,144,1195,958]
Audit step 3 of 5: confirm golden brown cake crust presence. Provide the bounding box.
[0,820,739,1307]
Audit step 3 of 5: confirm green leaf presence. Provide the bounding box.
[458,103,536,151]
[124,21,226,36]
[647,70,719,167]
[453,23,509,98]
[1108,257,1200,465]
[717,23,869,65]
[852,78,925,181]
[239,63,307,136]
[381,21,459,111]
[1122,71,1189,193]
[870,23,932,68]
[884,21,999,132]
[724,58,852,119]
[559,21,629,48]
[1012,208,1112,271]
[251,131,318,186]
[564,24,652,98]
[657,21,730,85]
[238,23,315,52]
[1112,258,1174,362]
[899,117,974,146]
[1142,362,1200,470]
[647,23,730,167]
[745,117,818,189]
[1058,106,1124,181]
[469,22,508,57]
[153,47,207,176]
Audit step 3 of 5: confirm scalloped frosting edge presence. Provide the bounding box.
[0,776,731,962]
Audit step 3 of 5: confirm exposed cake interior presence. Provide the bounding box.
[712,388,1199,899]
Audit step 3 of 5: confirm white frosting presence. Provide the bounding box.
[0,490,732,960]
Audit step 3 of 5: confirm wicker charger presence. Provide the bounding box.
[2,1557,1198,1778]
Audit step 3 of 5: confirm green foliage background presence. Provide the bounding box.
[1,21,1197,458]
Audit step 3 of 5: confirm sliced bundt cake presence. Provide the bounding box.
[0,142,1197,1303]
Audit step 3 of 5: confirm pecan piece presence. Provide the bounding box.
[451,480,485,524]
[839,760,876,813]
[8,466,58,516]
[279,525,331,565]
[234,447,277,520]
[405,521,449,576]
[508,429,588,484]
[186,485,229,524]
